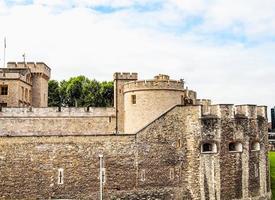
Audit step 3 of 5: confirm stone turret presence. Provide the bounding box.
[113,72,138,132]
[0,62,51,107]
[123,74,196,133]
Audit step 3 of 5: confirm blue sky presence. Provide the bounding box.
[0,0,275,118]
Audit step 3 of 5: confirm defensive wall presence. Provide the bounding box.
[0,107,116,136]
[0,104,271,199]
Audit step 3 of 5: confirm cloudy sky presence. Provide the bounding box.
[0,0,274,118]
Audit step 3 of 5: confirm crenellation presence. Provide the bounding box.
[113,72,138,80]
[236,105,257,119]
[123,79,185,93]
[257,106,267,119]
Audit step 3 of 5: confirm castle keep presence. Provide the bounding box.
[0,63,271,200]
[0,62,51,108]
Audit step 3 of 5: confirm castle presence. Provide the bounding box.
[0,62,50,108]
[0,62,271,200]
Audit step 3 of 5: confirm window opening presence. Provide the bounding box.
[58,168,64,184]
[131,95,136,104]
[140,169,145,181]
[0,85,8,95]
[201,142,217,153]
[229,142,243,152]
[251,142,260,151]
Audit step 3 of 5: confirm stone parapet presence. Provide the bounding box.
[113,72,138,80]
[201,104,267,119]
[123,79,185,93]
[7,62,51,79]
[0,107,115,117]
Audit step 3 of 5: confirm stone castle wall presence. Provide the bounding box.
[0,107,116,136]
[0,105,271,199]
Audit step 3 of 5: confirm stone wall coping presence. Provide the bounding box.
[0,107,115,117]
[0,132,136,137]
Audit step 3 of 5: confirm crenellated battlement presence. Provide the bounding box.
[7,62,51,79]
[123,79,185,93]
[201,104,267,119]
[113,72,138,80]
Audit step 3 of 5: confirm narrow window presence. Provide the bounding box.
[254,164,259,178]
[251,142,260,151]
[131,95,136,104]
[0,85,8,95]
[229,142,243,153]
[181,95,184,104]
[109,116,112,123]
[119,89,122,93]
[140,169,145,181]
[201,142,217,153]
[29,90,32,102]
[25,88,28,101]
[21,87,24,99]
[58,168,64,184]
[169,168,175,180]
[176,138,182,148]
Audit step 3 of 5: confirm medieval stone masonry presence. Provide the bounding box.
[0,63,272,199]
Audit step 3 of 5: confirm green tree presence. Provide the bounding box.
[48,80,60,107]
[48,76,114,107]
[100,81,113,107]
[66,76,88,107]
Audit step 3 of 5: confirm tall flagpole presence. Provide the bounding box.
[3,37,6,68]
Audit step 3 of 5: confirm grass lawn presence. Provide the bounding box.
[269,151,275,199]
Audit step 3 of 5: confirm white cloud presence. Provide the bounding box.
[0,0,275,118]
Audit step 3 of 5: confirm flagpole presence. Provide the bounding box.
[3,37,6,68]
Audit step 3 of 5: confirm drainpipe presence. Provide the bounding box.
[115,73,118,134]
[99,154,103,200]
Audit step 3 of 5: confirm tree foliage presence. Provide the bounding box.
[48,76,114,107]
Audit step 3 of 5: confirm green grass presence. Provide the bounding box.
[269,152,275,199]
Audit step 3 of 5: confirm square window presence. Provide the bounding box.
[0,85,8,95]
[0,102,7,107]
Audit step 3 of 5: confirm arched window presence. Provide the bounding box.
[201,142,217,153]
[251,141,260,151]
[228,142,243,152]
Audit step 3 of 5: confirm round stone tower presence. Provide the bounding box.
[123,74,197,133]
